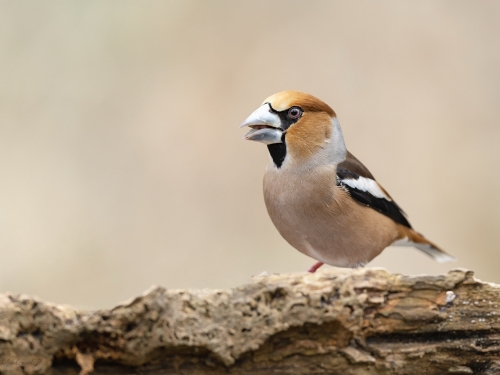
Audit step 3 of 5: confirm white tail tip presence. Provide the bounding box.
[393,238,456,263]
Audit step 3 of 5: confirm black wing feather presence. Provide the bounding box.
[337,166,412,229]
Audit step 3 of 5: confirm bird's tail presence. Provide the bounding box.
[392,225,456,263]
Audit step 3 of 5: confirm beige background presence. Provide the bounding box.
[1,1,499,309]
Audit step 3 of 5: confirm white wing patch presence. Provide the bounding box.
[340,176,391,201]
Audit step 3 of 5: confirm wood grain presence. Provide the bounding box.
[1,268,499,374]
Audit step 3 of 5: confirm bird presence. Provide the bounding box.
[240,90,455,273]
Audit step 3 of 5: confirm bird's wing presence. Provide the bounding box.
[336,151,412,229]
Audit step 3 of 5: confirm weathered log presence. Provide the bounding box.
[1,268,500,375]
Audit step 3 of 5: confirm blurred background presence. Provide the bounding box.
[1,1,499,309]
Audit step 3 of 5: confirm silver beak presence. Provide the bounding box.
[240,103,283,144]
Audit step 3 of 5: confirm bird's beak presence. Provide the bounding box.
[240,103,283,144]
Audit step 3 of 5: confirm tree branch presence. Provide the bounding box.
[1,268,499,374]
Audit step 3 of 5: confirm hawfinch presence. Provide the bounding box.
[240,91,455,272]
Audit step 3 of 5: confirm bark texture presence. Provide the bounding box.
[1,268,500,375]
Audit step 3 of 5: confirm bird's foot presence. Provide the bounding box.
[307,261,324,273]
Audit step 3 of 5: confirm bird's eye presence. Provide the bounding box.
[287,107,302,120]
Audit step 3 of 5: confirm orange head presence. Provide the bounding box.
[241,91,346,168]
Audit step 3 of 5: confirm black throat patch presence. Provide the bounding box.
[263,103,302,169]
[267,134,287,168]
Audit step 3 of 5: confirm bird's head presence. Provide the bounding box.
[240,91,346,168]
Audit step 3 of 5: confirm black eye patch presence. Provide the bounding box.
[267,103,303,130]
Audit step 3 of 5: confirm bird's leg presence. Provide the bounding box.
[307,261,324,273]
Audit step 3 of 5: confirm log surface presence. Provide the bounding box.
[1,268,500,375]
